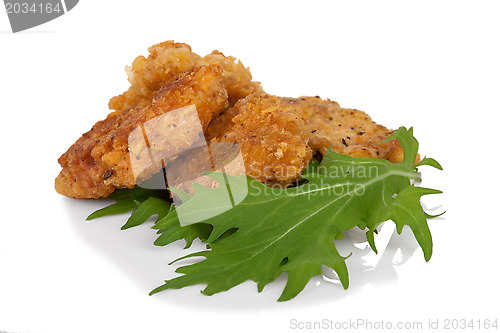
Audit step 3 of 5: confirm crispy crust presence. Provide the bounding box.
[203,51,262,106]
[56,65,228,199]
[166,92,313,193]
[202,93,406,189]
[108,41,261,113]
[280,97,404,163]
[215,92,313,186]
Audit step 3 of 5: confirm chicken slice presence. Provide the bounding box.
[56,65,229,199]
[167,92,313,193]
[192,92,405,191]
[109,41,261,113]
[216,93,313,186]
[280,97,404,163]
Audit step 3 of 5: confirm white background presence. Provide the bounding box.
[1,1,499,332]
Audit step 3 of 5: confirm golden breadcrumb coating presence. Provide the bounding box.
[109,41,261,113]
[153,92,407,195]
[208,94,404,163]
[200,93,405,190]
[203,51,262,106]
[206,101,239,140]
[279,97,404,163]
[214,92,313,186]
[166,92,313,193]
[108,41,202,112]
[56,65,228,199]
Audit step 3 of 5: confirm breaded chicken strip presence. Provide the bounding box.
[280,97,404,163]
[109,41,261,113]
[209,93,403,163]
[197,93,405,190]
[216,93,313,186]
[56,65,229,199]
[203,51,261,106]
[168,92,313,193]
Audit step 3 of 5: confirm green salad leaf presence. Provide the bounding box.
[149,127,443,301]
[87,187,171,230]
[87,127,443,301]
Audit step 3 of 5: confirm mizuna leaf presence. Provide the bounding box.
[425,211,446,219]
[87,187,171,229]
[86,180,205,246]
[86,198,139,221]
[150,127,443,301]
[121,197,171,230]
[108,187,161,201]
[415,157,443,170]
[386,185,442,261]
[152,206,212,248]
[169,188,194,204]
[300,155,321,177]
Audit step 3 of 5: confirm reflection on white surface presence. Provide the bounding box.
[64,198,428,309]
[323,224,420,291]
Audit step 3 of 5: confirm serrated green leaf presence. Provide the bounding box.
[86,198,139,220]
[121,197,171,230]
[425,211,446,219]
[416,157,443,170]
[378,127,419,170]
[301,155,321,176]
[153,206,212,248]
[385,185,442,261]
[108,187,160,201]
[150,127,443,301]
[87,184,171,228]
[169,187,194,204]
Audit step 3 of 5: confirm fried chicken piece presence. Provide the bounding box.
[109,41,261,113]
[174,92,405,193]
[209,94,403,163]
[56,65,229,199]
[217,93,313,186]
[203,51,262,106]
[280,97,404,163]
[168,92,313,193]
[206,100,239,140]
[198,92,405,190]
